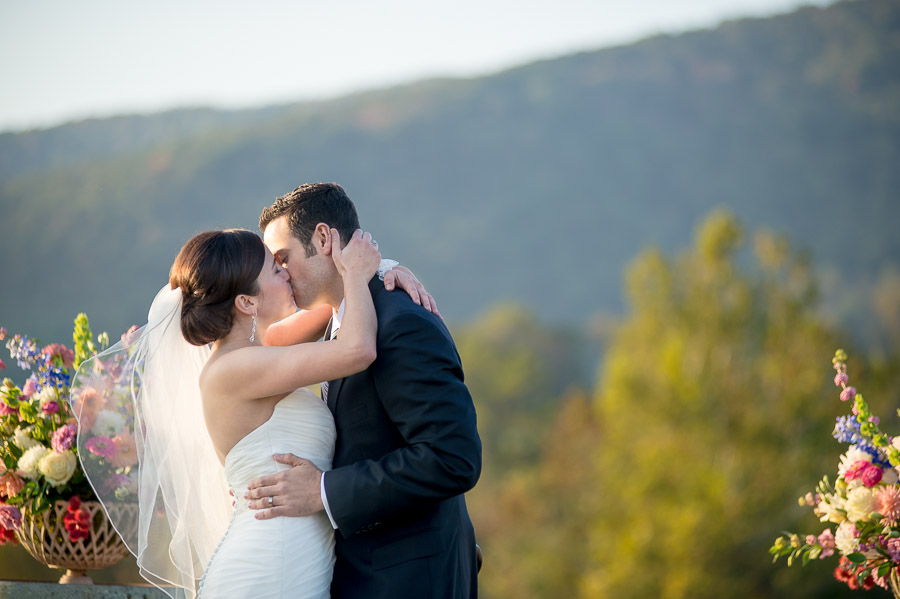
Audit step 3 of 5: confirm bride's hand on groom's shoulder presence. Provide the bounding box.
[384,266,441,318]
[245,453,324,519]
[330,228,381,281]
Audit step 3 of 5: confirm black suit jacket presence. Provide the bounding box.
[323,277,482,599]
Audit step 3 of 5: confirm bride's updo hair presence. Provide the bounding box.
[169,229,266,346]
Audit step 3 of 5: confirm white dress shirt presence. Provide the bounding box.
[320,300,344,529]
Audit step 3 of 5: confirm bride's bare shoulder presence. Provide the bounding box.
[199,345,254,396]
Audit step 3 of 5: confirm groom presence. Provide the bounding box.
[247,182,482,598]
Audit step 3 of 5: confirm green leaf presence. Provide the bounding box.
[2,454,16,470]
[33,494,50,514]
[846,553,867,563]
[8,443,22,459]
[878,561,892,578]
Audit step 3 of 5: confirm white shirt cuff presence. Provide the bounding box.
[320,471,338,530]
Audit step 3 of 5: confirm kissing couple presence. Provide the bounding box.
[73,183,482,598]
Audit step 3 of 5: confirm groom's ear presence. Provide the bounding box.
[313,223,333,256]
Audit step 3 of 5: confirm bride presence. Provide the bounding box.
[72,227,420,598]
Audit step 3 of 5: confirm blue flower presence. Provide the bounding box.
[833,415,862,444]
[834,417,891,467]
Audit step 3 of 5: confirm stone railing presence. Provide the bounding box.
[0,580,170,598]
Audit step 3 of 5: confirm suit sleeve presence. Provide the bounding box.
[323,309,482,536]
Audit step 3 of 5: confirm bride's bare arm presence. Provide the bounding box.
[208,229,379,399]
[263,266,441,348]
[263,305,332,346]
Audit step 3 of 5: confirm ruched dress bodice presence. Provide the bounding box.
[198,388,336,598]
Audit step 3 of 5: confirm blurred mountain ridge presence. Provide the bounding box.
[1,0,897,345]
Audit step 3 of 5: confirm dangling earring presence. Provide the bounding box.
[249,314,257,343]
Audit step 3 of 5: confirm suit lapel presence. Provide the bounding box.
[326,376,346,412]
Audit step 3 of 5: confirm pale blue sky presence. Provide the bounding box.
[0,0,832,132]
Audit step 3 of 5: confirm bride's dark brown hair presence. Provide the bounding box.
[169,229,266,346]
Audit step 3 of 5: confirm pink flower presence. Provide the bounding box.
[71,387,100,432]
[120,325,139,345]
[0,503,21,532]
[875,486,900,525]
[51,424,77,452]
[85,436,116,461]
[0,358,5,371]
[887,537,900,561]
[840,386,856,402]
[862,464,884,488]
[42,401,60,415]
[21,378,37,398]
[835,372,849,387]
[0,327,6,341]
[0,471,25,500]
[818,529,835,558]
[843,460,872,482]
[42,344,74,369]
[0,399,15,417]
[111,433,138,468]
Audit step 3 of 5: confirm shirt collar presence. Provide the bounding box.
[331,300,345,338]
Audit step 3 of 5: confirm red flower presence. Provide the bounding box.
[862,464,884,488]
[0,528,17,545]
[834,558,853,583]
[63,497,91,542]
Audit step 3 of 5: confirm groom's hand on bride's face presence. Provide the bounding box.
[245,453,324,519]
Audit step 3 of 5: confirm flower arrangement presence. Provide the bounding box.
[0,315,138,546]
[771,349,900,593]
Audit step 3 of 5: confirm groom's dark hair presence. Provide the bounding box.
[259,183,360,257]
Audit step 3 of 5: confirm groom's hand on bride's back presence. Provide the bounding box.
[245,453,324,519]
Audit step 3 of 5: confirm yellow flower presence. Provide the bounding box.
[17,445,49,479]
[38,450,77,487]
[845,486,875,523]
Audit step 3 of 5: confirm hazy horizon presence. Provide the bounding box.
[0,0,833,134]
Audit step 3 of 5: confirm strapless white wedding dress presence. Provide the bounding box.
[198,388,336,598]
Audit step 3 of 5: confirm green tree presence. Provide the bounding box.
[454,304,590,598]
[576,211,860,598]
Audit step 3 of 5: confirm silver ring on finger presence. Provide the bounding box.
[267,496,274,506]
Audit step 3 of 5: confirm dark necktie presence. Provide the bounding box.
[321,326,339,401]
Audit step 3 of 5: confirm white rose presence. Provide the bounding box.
[33,386,56,405]
[13,428,40,451]
[17,445,50,480]
[845,486,876,523]
[884,468,899,486]
[91,409,125,435]
[834,520,857,555]
[38,451,77,487]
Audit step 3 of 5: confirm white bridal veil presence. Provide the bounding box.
[70,285,230,598]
